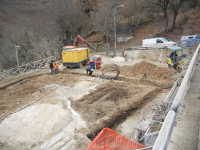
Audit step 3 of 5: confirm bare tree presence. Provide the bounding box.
[58,0,92,41]
[91,0,120,54]
[151,0,187,31]
[169,0,185,30]
[190,0,199,8]
[151,0,170,30]
[118,0,159,33]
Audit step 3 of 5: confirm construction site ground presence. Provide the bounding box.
[0,51,178,150]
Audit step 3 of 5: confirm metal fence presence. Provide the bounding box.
[152,44,200,150]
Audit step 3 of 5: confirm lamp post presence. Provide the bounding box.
[15,44,20,67]
[113,4,124,57]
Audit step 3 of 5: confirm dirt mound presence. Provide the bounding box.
[72,81,160,139]
[120,61,176,89]
[121,61,175,81]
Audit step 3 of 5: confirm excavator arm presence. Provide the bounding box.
[73,35,96,50]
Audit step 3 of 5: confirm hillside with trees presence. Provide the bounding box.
[0,0,200,69]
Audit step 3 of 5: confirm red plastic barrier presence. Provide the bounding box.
[87,128,145,150]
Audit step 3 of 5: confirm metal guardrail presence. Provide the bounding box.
[152,44,200,150]
[171,45,200,111]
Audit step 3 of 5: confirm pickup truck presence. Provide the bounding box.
[142,37,177,48]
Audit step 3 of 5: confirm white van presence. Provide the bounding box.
[142,37,176,48]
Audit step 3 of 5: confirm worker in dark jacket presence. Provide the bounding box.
[86,62,95,76]
[169,51,178,65]
[49,60,54,74]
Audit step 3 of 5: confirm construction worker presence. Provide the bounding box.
[49,60,54,74]
[86,61,95,76]
[169,51,178,65]
[53,62,59,74]
[49,60,59,74]
[168,51,181,71]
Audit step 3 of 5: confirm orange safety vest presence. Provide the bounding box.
[53,63,59,69]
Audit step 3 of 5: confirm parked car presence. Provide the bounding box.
[180,35,200,48]
[142,37,177,48]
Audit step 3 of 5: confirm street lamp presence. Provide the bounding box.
[15,44,21,67]
[113,4,124,57]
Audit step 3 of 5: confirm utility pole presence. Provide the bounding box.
[15,44,20,67]
[113,4,124,57]
[114,11,117,57]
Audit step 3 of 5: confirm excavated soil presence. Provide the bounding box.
[120,61,176,89]
[72,81,160,139]
[121,61,175,80]
[0,73,79,121]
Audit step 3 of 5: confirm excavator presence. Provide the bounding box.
[74,35,120,79]
[52,35,120,79]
